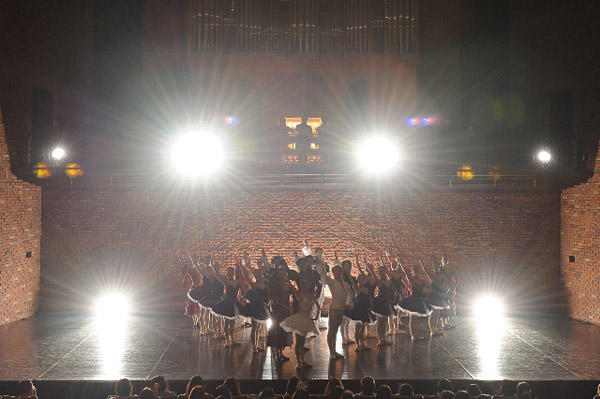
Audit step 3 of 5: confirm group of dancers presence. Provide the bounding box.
[180,241,459,369]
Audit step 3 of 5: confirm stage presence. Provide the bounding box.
[1,314,599,382]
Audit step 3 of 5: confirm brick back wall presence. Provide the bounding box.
[41,188,562,314]
[561,140,600,325]
[0,108,41,326]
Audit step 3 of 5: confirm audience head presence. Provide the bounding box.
[398,383,414,396]
[360,376,376,395]
[499,379,516,396]
[375,385,392,399]
[189,386,206,399]
[292,389,309,399]
[259,388,275,399]
[223,377,241,396]
[286,376,300,394]
[454,391,470,399]
[325,378,343,396]
[516,382,531,399]
[329,386,344,399]
[140,387,156,399]
[151,376,169,394]
[467,384,481,397]
[440,391,455,399]
[17,380,35,398]
[437,379,453,394]
[115,378,132,397]
[341,390,354,399]
[478,395,491,399]
[186,375,204,396]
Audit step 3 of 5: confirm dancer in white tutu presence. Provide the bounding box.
[280,275,321,369]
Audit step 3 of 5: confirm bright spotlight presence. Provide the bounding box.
[171,130,225,176]
[473,295,504,321]
[51,147,66,161]
[536,149,552,164]
[357,136,399,174]
[94,293,130,324]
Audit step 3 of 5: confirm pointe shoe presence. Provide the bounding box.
[230,341,241,346]
[359,345,371,351]
[377,340,391,347]
[410,335,425,341]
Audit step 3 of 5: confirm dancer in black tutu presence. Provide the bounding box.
[423,258,450,337]
[185,255,223,336]
[239,251,271,353]
[210,261,243,348]
[265,255,294,363]
[368,262,396,346]
[344,255,376,351]
[396,263,432,341]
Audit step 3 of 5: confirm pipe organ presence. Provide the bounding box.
[191,0,418,54]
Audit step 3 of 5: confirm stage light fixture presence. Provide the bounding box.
[473,295,504,322]
[94,292,130,324]
[171,129,225,176]
[357,136,399,174]
[536,148,552,164]
[51,147,66,161]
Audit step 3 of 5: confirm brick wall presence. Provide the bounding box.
[0,108,41,326]
[561,139,600,325]
[41,187,561,314]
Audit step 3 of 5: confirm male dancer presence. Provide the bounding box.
[316,261,351,360]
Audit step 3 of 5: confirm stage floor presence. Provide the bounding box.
[1,315,599,381]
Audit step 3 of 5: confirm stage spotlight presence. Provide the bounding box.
[357,136,399,174]
[94,293,130,324]
[473,295,504,321]
[171,129,225,176]
[536,148,552,164]
[51,147,66,161]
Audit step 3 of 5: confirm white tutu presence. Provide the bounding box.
[280,313,319,337]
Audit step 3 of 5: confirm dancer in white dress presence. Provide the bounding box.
[280,277,320,369]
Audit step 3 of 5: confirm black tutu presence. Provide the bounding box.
[344,293,376,324]
[426,292,450,310]
[211,298,241,320]
[397,295,431,317]
[187,285,209,304]
[372,296,396,317]
[240,288,271,323]
[267,323,293,348]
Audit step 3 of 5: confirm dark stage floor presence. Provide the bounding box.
[1,314,599,381]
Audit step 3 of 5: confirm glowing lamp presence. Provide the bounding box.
[94,293,130,324]
[171,130,225,176]
[488,165,501,182]
[457,164,474,181]
[473,295,504,321]
[357,136,399,174]
[65,163,84,178]
[34,162,51,178]
[536,149,552,164]
[51,147,66,161]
